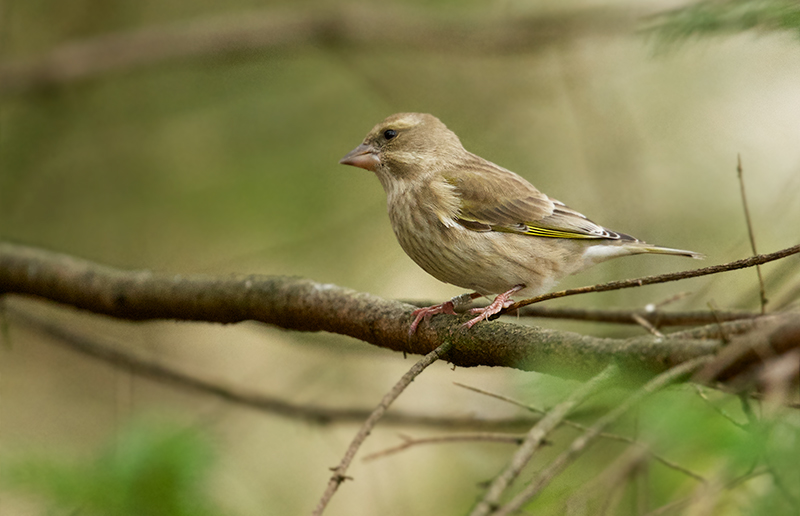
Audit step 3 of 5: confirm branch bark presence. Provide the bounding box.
[1,242,797,381]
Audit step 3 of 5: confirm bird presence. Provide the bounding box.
[339,113,702,334]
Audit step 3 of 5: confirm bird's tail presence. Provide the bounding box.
[637,244,705,260]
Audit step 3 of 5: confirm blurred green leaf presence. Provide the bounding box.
[2,419,226,516]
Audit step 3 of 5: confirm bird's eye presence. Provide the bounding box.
[383,129,397,140]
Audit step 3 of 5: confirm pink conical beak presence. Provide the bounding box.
[339,143,380,171]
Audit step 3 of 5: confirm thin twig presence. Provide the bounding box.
[707,301,731,344]
[453,382,546,414]
[737,155,768,314]
[310,340,453,516]
[469,363,621,516]
[649,291,693,310]
[362,433,528,462]
[402,300,761,327]
[692,385,748,431]
[517,306,757,327]
[632,313,666,338]
[733,252,800,310]
[502,244,800,315]
[454,382,706,484]
[492,356,714,516]
[9,307,531,429]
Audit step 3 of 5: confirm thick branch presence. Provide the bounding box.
[1,242,796,381]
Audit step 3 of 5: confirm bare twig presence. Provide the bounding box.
[502,243,800,314]
[311,340,453,516]
[454,382,706,483]
[632,313,666,338]
[692,317,800,385]
[362,433,528,462]
[521,306,756,326]
[737,155,768,313]
[707,301,731,344]
[469,363,620,516]
[666,317,764,341]
[692,385,748,431]
[649,291,693,309]
[492,356,714,516]
[734,252,800,311]
[401,301,761,327]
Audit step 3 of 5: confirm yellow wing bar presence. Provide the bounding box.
[520,225,603,239]
[489,224,604,239]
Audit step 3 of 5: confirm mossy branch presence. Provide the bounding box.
[1,241,798,381]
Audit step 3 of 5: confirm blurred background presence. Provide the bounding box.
[1,0,799,514]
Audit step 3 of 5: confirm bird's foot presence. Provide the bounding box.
[462,285,524,330]
[409,292,481,335]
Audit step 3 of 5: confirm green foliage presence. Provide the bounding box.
[2,420,227,516]
[645,0,800,48]
[638,389,800,516]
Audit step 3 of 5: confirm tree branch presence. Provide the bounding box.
[311,341,452,516]
[1,242,797,381]
[403,302,760,327]
[362,433,530,462]
[736,155,768,313]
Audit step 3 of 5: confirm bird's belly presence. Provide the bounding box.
[391,215,586,298]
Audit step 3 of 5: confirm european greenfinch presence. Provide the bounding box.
[340,113,701,334]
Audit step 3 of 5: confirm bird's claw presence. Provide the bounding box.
[460,285,523,330]
[408,301,457,336]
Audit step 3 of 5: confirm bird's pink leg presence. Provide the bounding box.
[409,292,481,335]
[462,285,524,330]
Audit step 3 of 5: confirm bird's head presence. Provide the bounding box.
[339,113,464,189]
